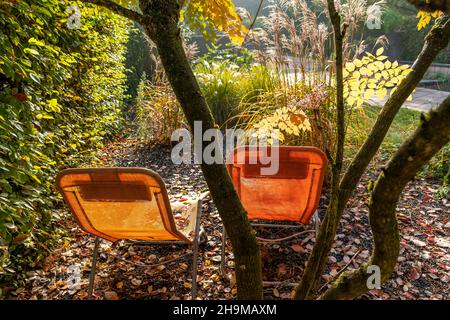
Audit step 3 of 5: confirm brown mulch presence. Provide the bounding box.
[6,137,449,300]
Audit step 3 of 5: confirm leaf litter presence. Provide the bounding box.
[5,137,448,300]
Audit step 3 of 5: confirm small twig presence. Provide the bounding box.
[243,0,265,44]
[318,249,361,293]
[263,279,298,288]
[108,251,191,268]
[81,0,145,24]
[256,230,316,243]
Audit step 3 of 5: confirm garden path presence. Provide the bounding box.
[369,87,449,112]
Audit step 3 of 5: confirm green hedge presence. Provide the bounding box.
[0,0,129,281]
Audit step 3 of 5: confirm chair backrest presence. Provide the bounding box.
[227,146,327,224]
[56,168,189,243]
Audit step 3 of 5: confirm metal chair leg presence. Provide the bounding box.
[220,223,227,278]
[191,200,202,299]
[88,237,100,300]
[313,210,321,234]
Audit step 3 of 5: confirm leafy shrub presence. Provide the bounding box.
[237,82,333,149]
[124,24,155,102]
[195,60,279,126]
[0,0,129,280]
[198,43,256,68]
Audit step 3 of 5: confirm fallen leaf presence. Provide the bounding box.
[104,291,119,300]
[273,288,280,297]
[408,268,421,281]
[411,239,426,247]
[291,244,304,253]
[131,278,142,286]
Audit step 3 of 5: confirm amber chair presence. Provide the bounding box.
[221,146,327,275]
[56,168,205,299]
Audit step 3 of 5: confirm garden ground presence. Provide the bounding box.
[4,127,449,300]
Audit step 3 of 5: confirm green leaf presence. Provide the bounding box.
[23,48,40,56]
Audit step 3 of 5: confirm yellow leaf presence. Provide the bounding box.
[378,87,387,99]
[345,62,355,72]
[352,71,361,79]
[376,47,384,56]
[347,96,356,106]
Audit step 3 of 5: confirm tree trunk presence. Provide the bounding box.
[295,15,450,300]
[294,0,347,300]
[321,95,450,299]
[141,0,263,299]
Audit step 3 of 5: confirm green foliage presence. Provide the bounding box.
[0,0,129,280]
[379,5,450,63]
[346,105,420,156]
[124,23,155,101]
[347,106,449,197]
[194,60,278,126]
[198,43,255,68]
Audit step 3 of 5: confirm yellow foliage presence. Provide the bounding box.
[252,108,311,144]
[416,10,443,30]
[343,48,412,108]
[181,0,248,45]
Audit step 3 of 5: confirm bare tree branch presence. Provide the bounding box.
[293,0,347,300]
[81,0,145,24]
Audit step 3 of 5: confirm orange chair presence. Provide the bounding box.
[221,146,327,273]
[56,168,205,299]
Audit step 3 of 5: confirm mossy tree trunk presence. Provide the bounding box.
[295,14,450,299]
[294,0,347,299]
[321,95,450,299]
[82,0,263,299]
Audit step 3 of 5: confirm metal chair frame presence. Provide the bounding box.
[219,210,321,277]
[86,198,203,300]
[57,168,205,300]
[220,146,327,278]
